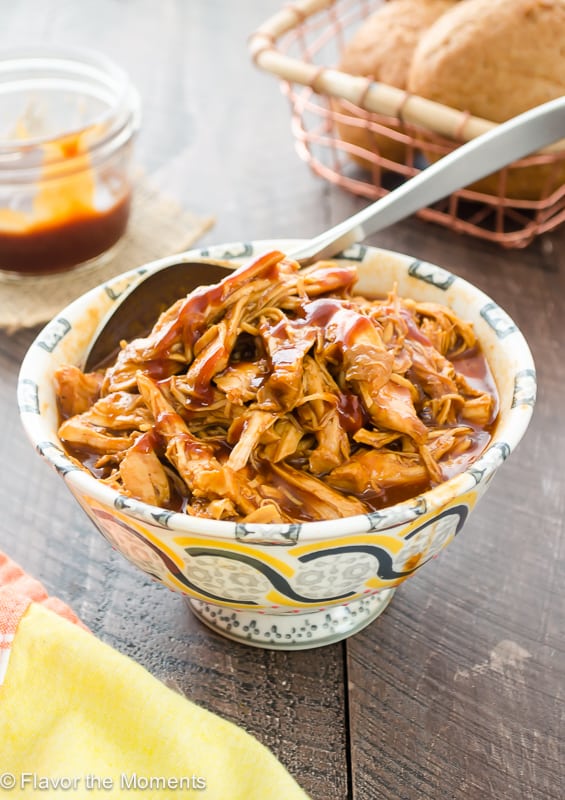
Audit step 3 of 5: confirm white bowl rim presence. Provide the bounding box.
[18,239,536,541]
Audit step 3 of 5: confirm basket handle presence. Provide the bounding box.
[250,0,565,152]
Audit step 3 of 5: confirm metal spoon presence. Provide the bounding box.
[84,96,565,371]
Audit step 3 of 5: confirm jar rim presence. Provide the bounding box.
[0,45,140,171]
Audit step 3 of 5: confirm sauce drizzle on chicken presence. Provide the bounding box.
[55,251,498,523]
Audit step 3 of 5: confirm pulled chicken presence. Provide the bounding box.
[54,251,498,523]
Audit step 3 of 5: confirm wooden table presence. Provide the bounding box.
[0,3,563,798]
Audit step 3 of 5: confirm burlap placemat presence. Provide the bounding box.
[0,178,215,333]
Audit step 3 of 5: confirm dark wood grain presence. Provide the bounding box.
[346,224,565,800]
[1,3,564,800]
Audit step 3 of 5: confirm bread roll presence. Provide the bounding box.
[335,0,458,168]
[408,0,565,198]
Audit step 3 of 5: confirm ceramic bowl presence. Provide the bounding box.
[18,241,536,649]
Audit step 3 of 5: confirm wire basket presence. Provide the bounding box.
[250,0,565,248]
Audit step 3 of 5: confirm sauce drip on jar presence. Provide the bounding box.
[0,128,131,275]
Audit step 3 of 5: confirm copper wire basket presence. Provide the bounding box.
[250,0,565,248]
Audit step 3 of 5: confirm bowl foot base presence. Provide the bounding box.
[187,589,396,650]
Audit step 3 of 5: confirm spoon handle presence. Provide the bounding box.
[292,96,565,265]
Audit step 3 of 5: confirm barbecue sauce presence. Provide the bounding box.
[0,129,131,275]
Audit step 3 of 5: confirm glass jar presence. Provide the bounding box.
[0,46,140,278]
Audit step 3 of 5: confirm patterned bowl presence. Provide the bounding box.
[18,241,536,649]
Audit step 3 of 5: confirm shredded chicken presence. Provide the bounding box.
[55,365,103,418]
[54,252,498,522]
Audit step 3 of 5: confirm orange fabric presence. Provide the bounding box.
[0,551,83,648]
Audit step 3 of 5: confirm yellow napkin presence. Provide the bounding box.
[0,554,311,799]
